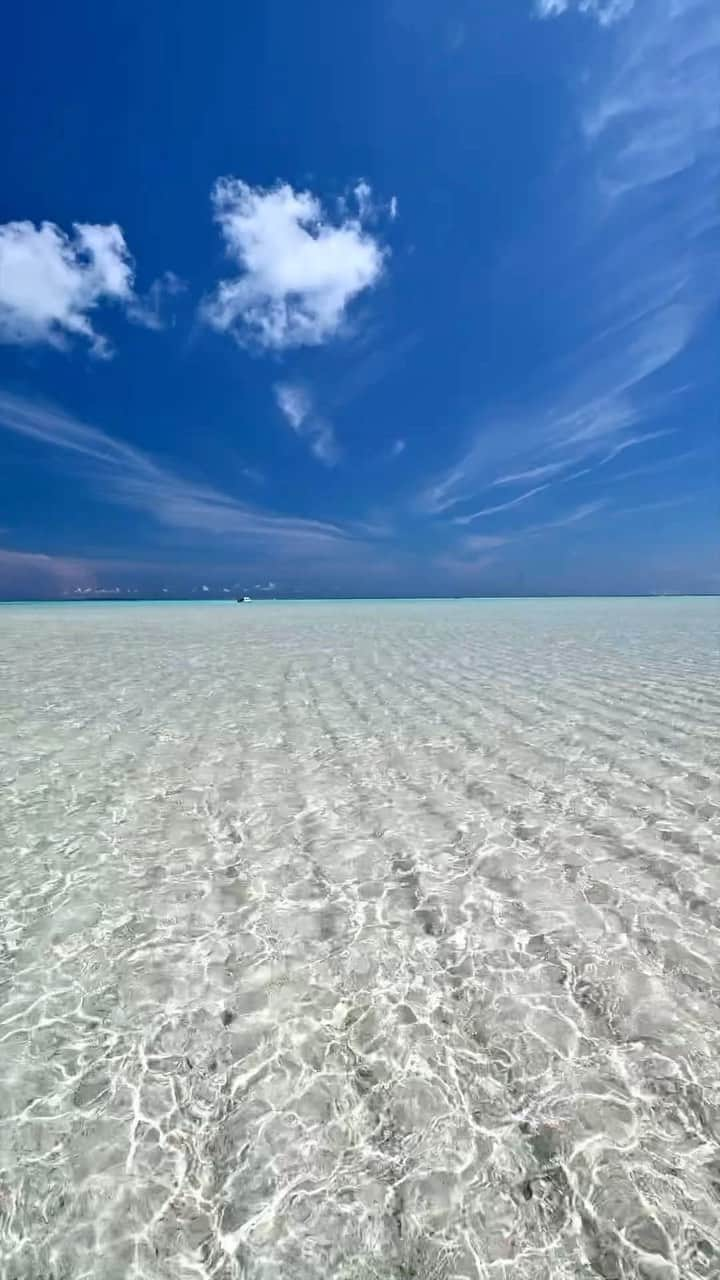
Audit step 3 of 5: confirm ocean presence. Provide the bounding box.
[1,598,719,1278]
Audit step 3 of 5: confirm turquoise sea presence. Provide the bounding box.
[1,598,719,1278]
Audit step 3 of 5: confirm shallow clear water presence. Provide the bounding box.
[1,598,719,1279]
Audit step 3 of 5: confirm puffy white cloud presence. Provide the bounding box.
[0,219,181,354]
[275,382,338,465]
[204,179,386,349]
[0,220,134,354]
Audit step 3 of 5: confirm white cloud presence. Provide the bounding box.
[390,438,406,458]
[203,178,386,349]
[436,498,608,580]
[0,391,351,552]
[0,220,134,354]
[354,180,373,220]
[275,382,311,430]
[492,460,569,487]
[351,182,398,225]
[420,0,718,521]
[127,271,185,331]
[527,499,606,530]
[536,0,634,23]
[453,484,550,524]
[275,382,339,465]
[0,219,179,353]
[583,2,720,200]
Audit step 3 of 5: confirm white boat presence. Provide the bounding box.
[236,595,252,603]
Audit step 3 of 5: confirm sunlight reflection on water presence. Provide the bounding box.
[1,598,719,1278]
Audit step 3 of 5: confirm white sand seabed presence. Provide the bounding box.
[0,598,719,1279]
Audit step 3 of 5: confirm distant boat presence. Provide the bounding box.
[236,595,252,603]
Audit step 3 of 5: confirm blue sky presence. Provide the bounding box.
[0,0,717,598]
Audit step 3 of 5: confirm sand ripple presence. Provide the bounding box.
[0,598,719,1278]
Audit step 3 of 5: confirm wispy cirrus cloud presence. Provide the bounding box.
[469,499,606,552]
[521,499,607,533]
[275,382,339,465]
[536,0,634,23]
[492,460,569,487]
[432,495,608,581]
[0,391,351,554]
[452,484,550,524]
[608,493,697,517]
[126,271,186,331]
[609,446,704,485]
[421,0,719,521]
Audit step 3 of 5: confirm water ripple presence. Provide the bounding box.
[0,598,719,1279]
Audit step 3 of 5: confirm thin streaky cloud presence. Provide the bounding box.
[547,431,677,488]
[416,462,471,515]
[525,499,608,531]
[492,460,570,487]
[472,499,607,546]
[421,0,719,523]
[0,392,351,551]
[610,494,698,517]
[609,447,706,485]
[452,484,550,524]
[0,391,155,467]
[440,500,606,578]
[594,429,675,466]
